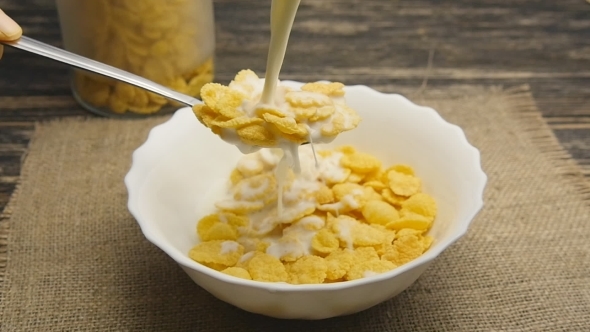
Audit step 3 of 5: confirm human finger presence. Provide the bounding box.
[0,8,22,41]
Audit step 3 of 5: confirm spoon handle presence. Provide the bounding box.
[2,36,201,107]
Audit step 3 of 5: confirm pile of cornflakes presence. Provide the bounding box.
[192,70,361,147]
[188,146,436,284]
[70,0,214,115]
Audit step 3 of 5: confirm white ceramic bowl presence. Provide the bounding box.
[125,82,487,320]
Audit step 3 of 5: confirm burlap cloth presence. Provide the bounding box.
[1,85,588,331]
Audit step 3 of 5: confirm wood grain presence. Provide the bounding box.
[0,0,589,212]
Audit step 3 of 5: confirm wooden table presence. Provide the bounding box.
[1,0,589,212]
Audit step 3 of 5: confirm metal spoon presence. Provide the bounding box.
[1,36,201,107]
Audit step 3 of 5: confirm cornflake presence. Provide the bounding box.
[287,255,328,284]
[221,267,252,280]
[189,145,438,284]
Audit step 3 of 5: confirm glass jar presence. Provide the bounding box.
[56,0,215,117]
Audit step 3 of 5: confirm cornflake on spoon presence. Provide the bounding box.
[192,70,361,153]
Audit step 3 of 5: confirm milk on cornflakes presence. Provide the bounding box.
[188,145,438,284]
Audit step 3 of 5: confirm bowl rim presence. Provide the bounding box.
[124,82,488,291]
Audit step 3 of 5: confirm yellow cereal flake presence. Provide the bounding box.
[247,253,288,282]
[187,73,213,98]
[346,258,396,281]
[270,235,305,262]
[262,113,309,136]
[200,83,225,111]
[301,82,345,97]
[320,113,345,137]
[196,213,239,241]
[386,212,432,231]
[232,69,259,84]
[321,166,351,186]
[216,89,247,119]
[401,193,437,219]
[381,231,432,266]
[229,69,260,96]
[196,214,219,239]
[222,212,249,228]
[235,157,264,178]
[285,91,332,108]
[202,262,230,271]
[364,180,388,192]
[341,152,382,174]
[373,226,397,255]
[238,235,266,253]
[78,76,111,107]
[146,91,168,105]
[215,200,265,214]
[254,106,287,119]
[275,130,309,145]
[130,89,150,108]
[288,255,328,284]
[327,215,353,247]
[332,183,365,203]
[316,184,335,205]
[128,103,162,115]
[256,240,270,253]
[292,107,317,121]
[107,95,128,114]
[387,170,421,197]
[229,168,244,185]
[352,222,387,247]
[192,104,218,128]
[353,246,380,262]
[329,215,384,248]
[336,145,356,155]
[220,267,252,280]
[362,168,384,182]
[184,58,214,80]
[189,240,244,267]
[347,172,365,183]
[337,104,362,130]
[383,164,415,178]
[422,235,434,250]
[233,173,277,202]
[325,249,355,280]
[309,105,336,122]
[149,40,168,56]
[113,82,136,101]
[204,222,238,241]
[381,188,407,208]
[167,76,189,94]
[395,228,424,239]
[311,229,340,256]
[235,124,276,147]
[211,116,264,129]
[234,251,259,269]
[361,200,400,226]
[363,186,383,202]
[317,197,358,214]
[276,203,316,224]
